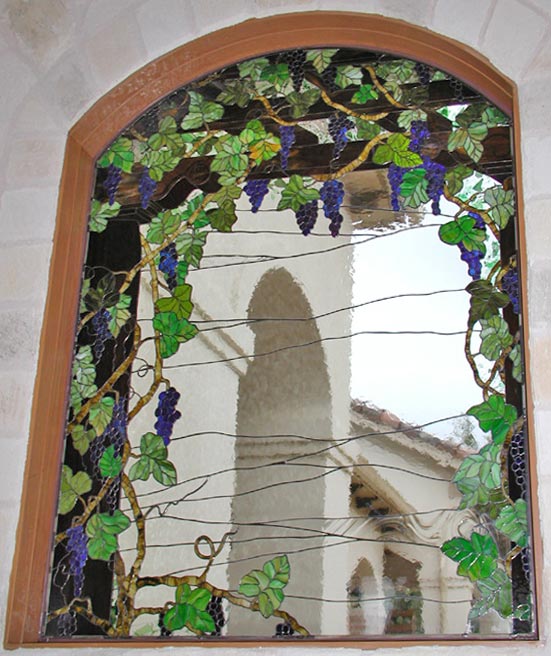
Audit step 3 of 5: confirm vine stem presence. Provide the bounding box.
[464,325,500,399]
[254,95,299,126]
[313,131,389,181]
[46,599,117,636]
[443,185,500,240]
[364,65,408,109]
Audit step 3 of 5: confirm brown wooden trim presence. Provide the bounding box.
[5,11,530,649]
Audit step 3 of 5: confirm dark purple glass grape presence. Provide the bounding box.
[207,594,225,636]
[279,125,296,170]
[295,200,318,235]
[414,62,431,85]
[283,50,306,92]
[409,120,430,154]
[104,164,122,206]
[244,179,270,213]
[321,63,338,92]
[91,308,113,359]
[328,112,353,160]
[320,179,345,236]
[159,243,178,290]
[387,163,406,212]
[423,157,446,215]
[66,525,88,597]
[154,387,181,445]
[468,211,485,230]
[275,622,295,636]
[139,167,157,209]
[458,243,483,280]
[502,267,520,314]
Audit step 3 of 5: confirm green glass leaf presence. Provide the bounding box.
[260,63,291,93]
[84,272,119,311]
[496,499,528,547]
[176,260,189,285]
[237,57,270,80]
[181,91,224,130]
[187,587,211,611]
[89,396,115,436]
[89,200,121,233]
[151,459,177,486]
[163,604,189,631]
[467,394,518,444]
[213,184,242,206]
[239,119,267,146]
[277,175,320,213]
[441,532,498,581]
[469,568,513,620]
[99,445,122,478]
[59,465,92,514]
[479,315,513,361]
[484,186,515,229]
[372,133,423,167]
[445,165,474,196]
[448,123,487,163]
[130,433,177,486]
[481,106,510,128]
[211,135,248,177]
[155,284,194,319]
[175,230,207,268]
[128,456,151,481]
[191,610,216,634]
[153,311,198,358]
[305,48,338,73]
[208,201,238,232]
[108,293,132,337]
[146,209,181,244]
[217,79,255,108]
[287,89,321,119]
[396,109,428,130]
[258,588,284,618]
[466,279,510,326]
[147,116,186,153]
[263,555,290,587]
[400,168,428,209]
[165,585,215,634]
[335,65,363,88]
[250,133,281,163]
[438,216,486,251]
[97,137,134,173]
[239,555,290,602]
[141,149,181,182]
[509,344,523,383]
[355,119,381,141]
[375,58,416,84]
[70,424,95,456]
[351,83,379,104]
[454,443,503,509]
[72,345,98,400]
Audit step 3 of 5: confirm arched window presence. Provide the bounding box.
[5,13,539,647]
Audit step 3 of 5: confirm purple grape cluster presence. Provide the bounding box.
[279,125,296,170]
[423,157,446,215]
[321,63,338,92]
[104,396,128,457]
[320,179,345,236]
[501,267,520,314]
[154,387,181,445]
[244,179,270,213]
[284,50,306,92]
[104,164,122,206]
[139,167,157,209]
[409,120,430,154]
[387,163,406,212]
[159,243,178,290]
[414,62,431,85]
[458,243,483,280]
[207,594,225,636]
[469,211,485,229]
[91,308,113,359]
[295,200,318,235]
[57,611,77,637]
[328,112,353,160]
[66,525,88,597]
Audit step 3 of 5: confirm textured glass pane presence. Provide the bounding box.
[44,49,535,641]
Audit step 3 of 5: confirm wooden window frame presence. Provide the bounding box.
[4,11,542,648]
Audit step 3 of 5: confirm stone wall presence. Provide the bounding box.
[1,1,551,654]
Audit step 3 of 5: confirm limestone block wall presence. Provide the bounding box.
[1,1,551,655]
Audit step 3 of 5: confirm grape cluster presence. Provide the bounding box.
[154,387,181,445]
[321,63,338,92]
[469,211,485,230]
[244,179,270,213]
[409,120,430,154]
[275,622,295,636]
[206,594,225,635]
[66,525,88,597]
[521,546,532,577]
[328,112,353,160]
[159,612,172,637]
[139,167,157,209]
[295,200,318,235]
[284,50,306,92]
[414,62,432,85]
[91,308,113,359]
[104,164,122,206]
[510,429,526,496]
[423,157,446,215]
[110,396,128,454]
[89,432,106,479]
[458,243,483,280]
[501,267,520,314]
[320,179,345,236]
[279,125,296,170]
[57,611,77,637]
[159,243,178,290]
[387,163,406,212]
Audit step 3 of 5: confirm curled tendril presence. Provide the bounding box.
[194,530,237,581]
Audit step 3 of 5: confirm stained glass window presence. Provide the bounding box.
[44,47,536,641]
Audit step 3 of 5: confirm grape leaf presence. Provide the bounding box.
[484,186,515,229]
[175,230,207,268]
[448,123,488,163]
[466,279,510,326]
[70,424,95,456]
[469,568,513,620]
[153,311,198,358]
[496,499,528,547]
[396,109,428,130]
[211,135,248,177]
[129,432,177,486]
[147,116,186,153]
[351,84,378,104]
[237,57,270,80]
[355,119,381,141]
[208,201,238,232]
[286,89,320,119]
[445,165,474,196]
[217,79,255,108]
[59,465,92,515]
[108,294,132,337]
[181,91,224,130]
[439,216,486,251]
[305,48,337,73]
[89,396,115,436]
[372,133,423,167]
[453,443,502,508]
[277,175,320,212]
[479,315,513,361]
[97,137,134,173]
[509,344,523,383]
[72,345,98,400]
[155,284,194,320]
[99,445,122,478]
[89,200,121,233]
[86,510,130,561]
[164,584,215,634]
[141,149,181,182]
[146,209,181,244]
[335,65,364,88]
[441,532,498,581]
[238,555,290,617]
[400,168,428,208]
[467,394,518,445]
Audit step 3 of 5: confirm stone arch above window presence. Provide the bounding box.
[5,12,540,648]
